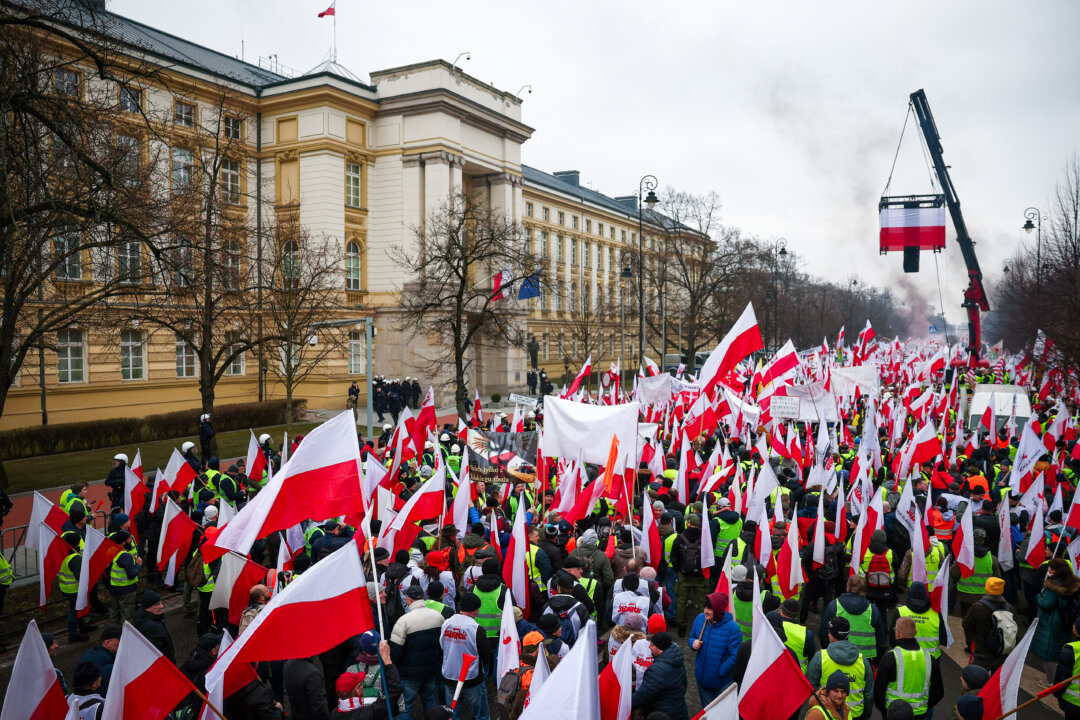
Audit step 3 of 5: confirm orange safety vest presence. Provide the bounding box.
[967,475,989,495]
[929,508,954,541]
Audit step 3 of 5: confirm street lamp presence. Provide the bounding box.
[771,238,788,350]
[637,175,659,365]
[1023,207,1041,291]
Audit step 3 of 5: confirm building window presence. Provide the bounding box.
[222,241,241,290]
[225,331,245,375]
[571,282,578,310]
[557,235,564,262]
[349,330,366,374]
[224,116,242,140]
[120,330,145,381]
[175,101,195,127]
[345,162,362,208]
[526,202,533,218]
[172,148,193,194]
[570,238,577,266]
[572,216,579,230]
[584,241,590,267]
[116,134,140,186]
[542,333,549,360]
[57,329,85,383]
[54,68,79,97]
[557,211,564,226]
[117,238,140,283]
[281,241,299,289]
[556,282,564,311]
[598,222,603,236]
[610,226,616,239]
[118,85,141,113]
[346,240,362,291]
[540,231,548,258]
[54,228,81,281]
[172,237,194,287]
[175,333,197,378]
[585,219,591,233]
[622,230,627,242]
[539,282,547,310]
[609,247,615,270]
[220,159,241,204]
[542,207,549,222]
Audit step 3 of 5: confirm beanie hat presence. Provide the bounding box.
[73,660,101,688]
[202,505,218,523]
[985,578,1005,596]
[111,513,129,527]
[827,616,850,640]
[887,700,916,720]
[141,590,162,609]
[481,558,501,576]
[197,632,223,651]
[405,585,425,601]
[650,631,673,651]
[69,503,86,523]
[426,551,448,570]
[459,593,482,613]
[537,613,561,634]
[647,614,667,634]
[908,581,929,603]
[825,669,850,693]
[40,632,55,648]
[730,565,748,583]
[358,630,380,656]
[961,664,991,690]
[373,547,390,562]
[781,598,801,617]
[100,624,122,641]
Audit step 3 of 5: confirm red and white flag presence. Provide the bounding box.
[598,630,635,720]
[1,620,68,720]
[75,526,122,615]
[496,590,520,685]
[776,516,804,598]
[156,498,199,584]
[564,355,593,398]
[519,620,601,720]
[997,500,1015,571]
[206,540,374,693]
[130,449,143,481]
[699,496,715,580]
[100,622,197,720]
[473,389,484,426]
[161,448,197,497]
[640,355,661,377]
[979,392,998,438]
[410,387,437,460]
[491,267,513,301]
[1024,503,1046,568]
[317,2,335,18]
[245,430,267,485]
[697,302,764,394]
[1012,422,1047,491]
[978,619,1039,719]
[216,411,364,556]
[209,552,270,626]
[879,205,946,251]
[25,491,66,553]
[123,466,146,545]
[952,499,976,577]
[37,524,69,609]
[691,685,739,720]
[641,494,662,570]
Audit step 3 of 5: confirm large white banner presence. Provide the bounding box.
[542,396,640,464]
[636,374,672,406]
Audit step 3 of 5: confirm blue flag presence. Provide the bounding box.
[517,272,540,300]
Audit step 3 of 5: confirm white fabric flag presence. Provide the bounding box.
[542,396,639,465]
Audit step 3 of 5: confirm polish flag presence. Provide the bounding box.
[997,500,1015,571]
[879,205,946,251]
[979,392,998,438]
[691,685,739,720]
[899,423,943,479]
[640,355,661,377]
[598,631,635,720]
[641,494,662,570]
[910,508,929,586]
[929,554,955,647]
[849,490,883,572]
[156,497,199,575]
[674,432,694,507]
[1024,503,1046,568]
[564,355,593,398]
[758,340,800,395]
[496,591,521,684]
[209,552,270,625]
[519,621,601,720]
[491,267,513,301]
[737,572,813,719]
[198,628,257,720]
[317,2,335,18]
[834,473,848,545]
[952,499,976,577]
[389,465,447,533]
[245,431,267,485]
[699,496,715,580]
[386,406,417,480]
[162,448,198,496]
[25,492,67,553]
[502,501,530,610]
[206,540,374,693]
[978,619,1039,719]
[362,454,390,508]
[410,387,437,461]
[123,466,146,546]
[100,622,197,720]
[0,620,68,720]
[1012,422,1047,491]
[473,389,484,426]
[38,524,70,609]
[149,468,167,513]
[130,449,143,481]
[215,411,365,556]
[697,302,764,395]
[75,526,122,615]
[776,516,804,598]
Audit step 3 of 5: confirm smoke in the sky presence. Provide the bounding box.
[892,274,932,340]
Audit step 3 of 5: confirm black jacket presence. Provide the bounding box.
[670,526,704,577]
[223,678,283,720]
[178,646,216,711]
[284,657,330,720]
[132,609,175,664]
[631,644,689,720]
[873,637,944,715]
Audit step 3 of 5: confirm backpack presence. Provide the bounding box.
[680,538,703,575]
[866,553,893,589]
[980,598,1018,655]
[185,552,206,587]
[817,543,842,581]
[493,667,528,720]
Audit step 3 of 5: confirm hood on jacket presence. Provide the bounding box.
[705,591,729,618]
[764,610,788,641]
[867,536,888,555]
[655,643,685,671]
[735,581,753,602]
[717,510,741,524]
[838,592,872,616]
[974,545,991,559]
[906,582,932,613]
[462,533,486,551]
[579,529,599,550]
[474,573,504,593]
[823,638,862,665]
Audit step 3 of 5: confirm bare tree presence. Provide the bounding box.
[560,278,616,387]
[393,190,546,418]
[261,213,348,429]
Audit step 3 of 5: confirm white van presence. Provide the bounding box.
[965,384,1032,432]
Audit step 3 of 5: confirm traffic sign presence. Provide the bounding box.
[929,325,938,334]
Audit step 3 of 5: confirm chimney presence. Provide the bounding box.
[614,196,638,212]
[553,170,580,186]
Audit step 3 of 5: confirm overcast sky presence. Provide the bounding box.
[110,0,1080,332]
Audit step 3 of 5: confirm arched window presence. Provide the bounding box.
[346,240,362,291]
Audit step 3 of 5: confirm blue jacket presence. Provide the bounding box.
[631,644,689,720]
[689,610,741,691]
[78,645,116,695]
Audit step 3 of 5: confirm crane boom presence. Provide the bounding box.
[908,89,990,367]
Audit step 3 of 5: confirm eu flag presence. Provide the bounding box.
[517,272,540,300]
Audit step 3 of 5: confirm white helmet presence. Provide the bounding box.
[383,423,392,431]
[114,453,129,464]
[451,444,461,454]
[181,441,196,453]
[259,433,271,444]
[200,413,210,422]
[424,440,433,449]
[527,411,536,418]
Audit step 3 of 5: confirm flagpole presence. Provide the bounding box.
[190,685,228,720]
[990,671,1080,720]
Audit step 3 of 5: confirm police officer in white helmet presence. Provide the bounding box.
[105,452,130,510]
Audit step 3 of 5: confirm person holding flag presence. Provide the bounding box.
[687,589,741,706]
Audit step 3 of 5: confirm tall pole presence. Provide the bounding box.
[1023,207,1042,332]
[772,238,787,350]
[637,175,658,365]
[365,319,374,439]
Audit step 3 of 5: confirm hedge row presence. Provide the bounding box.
[0,399,307,460]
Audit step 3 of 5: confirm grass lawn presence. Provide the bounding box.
[2,420,321,494]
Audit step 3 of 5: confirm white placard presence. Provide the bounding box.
[508,393,538,409]
[771,395,801,419]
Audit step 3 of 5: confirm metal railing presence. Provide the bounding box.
[1,509,108,585]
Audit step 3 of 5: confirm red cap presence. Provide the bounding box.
[335,671,366,694]
[426,550,448,570]
[203,526,220,541]
[647,614,667,634]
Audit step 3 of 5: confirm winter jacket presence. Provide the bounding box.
[611,543,648,580]
[224,678,283,720]
[819,592,888,659]
[1033,575,1080,661]
[688,609,741,691]
[962,595,1013,661]
[569,534,615,588]
[132,609,175,664]
[805,687,851,720]
[670,526,704,577]
[806,639,875,710]
[77,645,116,695]
[389,601,445,681]
[178,646,217,711]
[284,657,330,720]
[631,644,689,720]
[873,637,944,716]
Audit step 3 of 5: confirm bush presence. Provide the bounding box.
[0,399,306,460]
[490,393,501,404]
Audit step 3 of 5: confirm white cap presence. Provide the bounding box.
[383,423,392,431]
[451,444,461,453]
[424,440,433,449]
[440,433,450,442]
[718,497,732,508]
[113,453,129,464]
[200,413,210,422]
[181,441,196,453]
[259,433,271,444]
